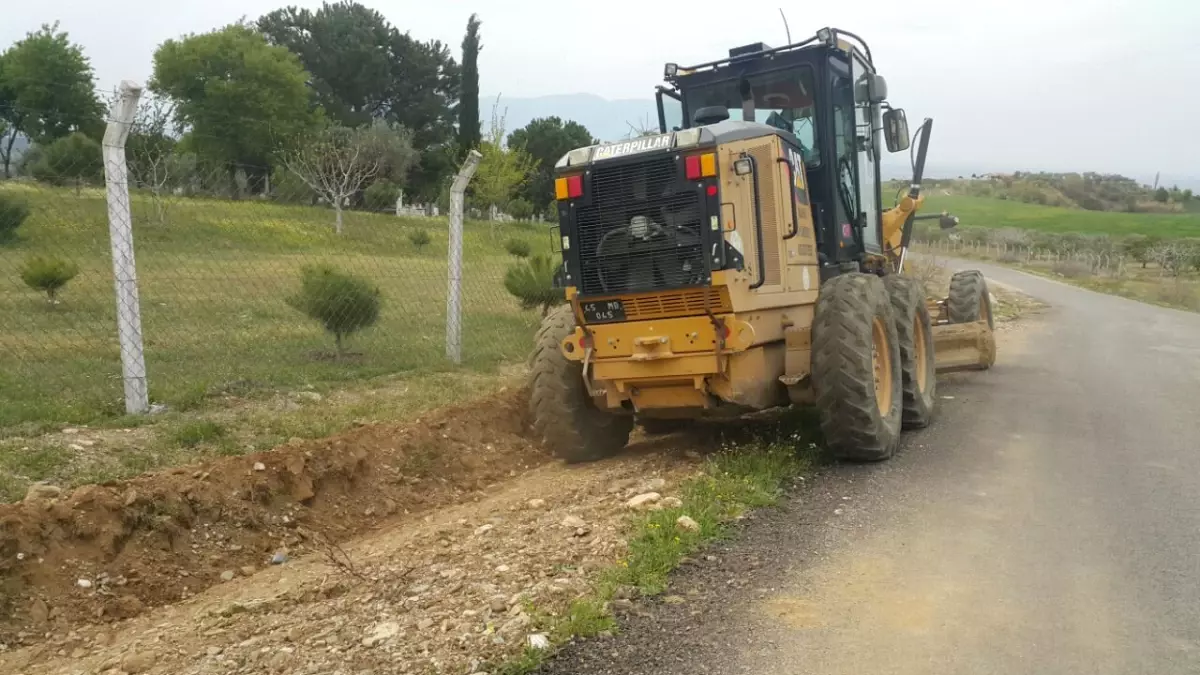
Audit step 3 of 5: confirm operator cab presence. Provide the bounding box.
[656,29,910,269]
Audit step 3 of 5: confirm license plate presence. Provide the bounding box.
[581,299,626,324]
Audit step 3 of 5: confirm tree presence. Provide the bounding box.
[28,132,102,192]
[1154,187,1170,203]
[257,3,460,202]
[258,2,396,128]
[1123,234,1158,269]
[150,23,318,196]
[1151,242,1192,278]
[287,265,381,355]
[0,23,104,177]
[20,254,79,304]
[457,14,482,156]
[280,122,415,234]
[122,94,178,223]
[507,117,596,214]
[0,192,30,243]
[471,102,535,234]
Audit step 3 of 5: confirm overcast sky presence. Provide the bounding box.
[4,0,1198,179]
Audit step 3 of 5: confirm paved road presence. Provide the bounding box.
[544,261,1200,675]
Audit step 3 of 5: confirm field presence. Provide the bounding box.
[0,182,547,499]
[919,192,1200,239]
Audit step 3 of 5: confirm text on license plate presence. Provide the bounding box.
[581,300,626,323]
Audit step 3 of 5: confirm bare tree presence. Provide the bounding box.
[1151,242,1193,279]
[281,122,414,234]
[126,95,178,224]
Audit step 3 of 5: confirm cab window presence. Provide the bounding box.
[681,67,820,166]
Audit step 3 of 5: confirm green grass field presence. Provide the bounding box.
[0,182,547,432]
[919,193,1200,239]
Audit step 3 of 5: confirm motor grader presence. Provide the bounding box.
[529,27,995,462]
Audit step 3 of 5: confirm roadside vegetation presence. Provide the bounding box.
[494,416,821,675]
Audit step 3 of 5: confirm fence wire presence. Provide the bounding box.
[0,97,550,431]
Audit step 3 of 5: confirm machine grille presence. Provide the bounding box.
[746,143,782,288]
[585,287,732,321]
[576,156,707,296]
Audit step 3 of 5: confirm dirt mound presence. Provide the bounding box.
[0,387,546,646]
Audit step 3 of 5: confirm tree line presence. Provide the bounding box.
[0,3,598,228]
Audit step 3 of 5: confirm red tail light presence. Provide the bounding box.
[685,155,702,180]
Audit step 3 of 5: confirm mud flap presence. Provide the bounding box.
[932,320,996,373]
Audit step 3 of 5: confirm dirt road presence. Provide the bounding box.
[544,261,1200,675]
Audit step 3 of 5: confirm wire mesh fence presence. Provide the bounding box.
[0,92,549,432]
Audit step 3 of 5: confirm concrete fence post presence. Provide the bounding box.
[103,81,149,414]
[446,150,483,364]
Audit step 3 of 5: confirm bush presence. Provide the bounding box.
[504,254,563,315]
[20,255,80,303]
[286,265,382,355]
[1051,259,1092,279]
[507,197,534,221]
[28,132,104,191]
[0,193,31,244]
[504,238,531,258]
[271,167,315,204]
[408,228,431,250]
[364,181,400,212]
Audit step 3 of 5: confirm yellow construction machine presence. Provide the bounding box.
[529,27,995,462]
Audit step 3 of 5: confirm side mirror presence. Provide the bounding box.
[883,108,910,153]
[939,213,959,230]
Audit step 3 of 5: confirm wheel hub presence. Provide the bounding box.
[871,317,893,416]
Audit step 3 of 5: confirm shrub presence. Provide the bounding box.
[408,228,431,250]
[363,181,400,212]
[504,254,563,315]
[507,197,534,221]
[1051,259,1092,279]
[0,193,31,244]
[28,132,104,191]
[286,265,382,355]
[20,255,80,304]
[504,238,531,258]
[271,166,315,204]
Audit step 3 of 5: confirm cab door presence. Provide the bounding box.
[851,53,882,254]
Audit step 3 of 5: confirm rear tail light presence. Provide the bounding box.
[685,153,717,180]
[554,175,584,200]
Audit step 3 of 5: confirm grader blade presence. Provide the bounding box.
[932,321,996,373]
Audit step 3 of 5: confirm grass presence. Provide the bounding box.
[919,193,1200,239]
[492,415,821,675]
[0,180,548,500]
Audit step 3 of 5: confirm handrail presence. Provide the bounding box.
[776,157,800,240]
[745,154,767,290]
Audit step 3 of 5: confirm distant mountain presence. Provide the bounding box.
[487,93,658,143]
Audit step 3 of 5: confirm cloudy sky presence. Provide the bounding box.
[4,0,1198,180]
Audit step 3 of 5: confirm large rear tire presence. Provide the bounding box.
[812,273,904,462]
[529,305,632,463]
[884,276,937,429]
[947,270,994,328]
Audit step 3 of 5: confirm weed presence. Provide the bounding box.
[491,423,819,675]
[0,444,70,481]
[172,420,226,447]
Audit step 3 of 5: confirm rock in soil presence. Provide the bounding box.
[626,492,662,510]
[676,515,701,532]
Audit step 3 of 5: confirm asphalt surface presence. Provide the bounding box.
[542,261,1200,675]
